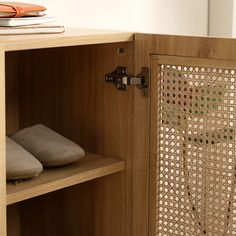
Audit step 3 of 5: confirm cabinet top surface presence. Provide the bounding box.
[0,28,134,51]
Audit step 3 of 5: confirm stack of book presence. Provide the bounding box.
[0,2,64,35]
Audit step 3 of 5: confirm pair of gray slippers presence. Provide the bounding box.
[7,124,85,181]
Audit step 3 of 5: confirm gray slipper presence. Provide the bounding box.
[11,124,85,167]
[6,137,43,180]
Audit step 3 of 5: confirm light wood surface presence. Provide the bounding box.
[0,28,133,51]
[0,47,6,236]
[7,153,125,205]
[5,31,236,236]
[6,42,134,235]
[149,56,159,236]
[138,33,236,60]
[133,33,236,236]
[131,34,159,236]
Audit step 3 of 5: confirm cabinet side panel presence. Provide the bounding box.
[58,43,134,236]
[0,49,6,236]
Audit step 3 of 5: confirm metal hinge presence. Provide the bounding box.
[105,66,149,97]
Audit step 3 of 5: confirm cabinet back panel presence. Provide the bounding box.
[19,182,95,236]
[5,52,19,135]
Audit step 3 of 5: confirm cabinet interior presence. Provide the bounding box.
[5,41,134,236]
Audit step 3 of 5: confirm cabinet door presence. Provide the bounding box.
[150,54,236,236]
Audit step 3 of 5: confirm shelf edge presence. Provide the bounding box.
[7,160,125,205]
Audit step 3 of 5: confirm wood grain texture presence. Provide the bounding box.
[137,33,236,60]
[7,204,20,236]
[1,28,133,51]
[85,43,133,236]
[149,56,160,236]
[5,51,19,135]
[7,153,125,205]
[0,47,6,236]
[58,43,134,236]
[19,181,95,236]
[8,42,134,236]
[132,34,159,236]
[6,32,236,236]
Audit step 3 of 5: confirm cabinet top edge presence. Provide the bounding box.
[3,28,236,52]
[0,28,134,52]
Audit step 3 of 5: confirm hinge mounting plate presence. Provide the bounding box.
[105,66,149,96]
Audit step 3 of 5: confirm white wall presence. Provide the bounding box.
[208,0,236,37]
[233,0,236,36]
[10,0,208,35]
[154,0,208,35]
[209,0,234,37]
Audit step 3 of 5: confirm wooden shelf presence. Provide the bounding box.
[1,28,134,51]
[7,153,125,205]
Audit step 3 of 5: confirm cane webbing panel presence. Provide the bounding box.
[156,57,236,236]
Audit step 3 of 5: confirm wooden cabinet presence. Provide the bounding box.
[1,29,236,236]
